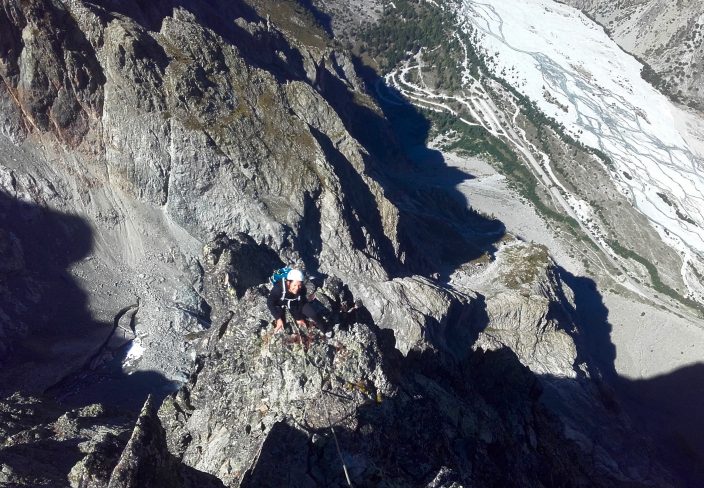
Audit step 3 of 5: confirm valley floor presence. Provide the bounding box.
[443,149,704,381]
[441,147,704,479]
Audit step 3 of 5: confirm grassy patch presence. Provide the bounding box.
[245,0,329,49]
[426,109,582,234]
[500,244,550,288]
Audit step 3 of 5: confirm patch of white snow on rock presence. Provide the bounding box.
[124,340,145,370]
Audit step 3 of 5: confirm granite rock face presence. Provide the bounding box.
[0,0,414,392]
[0,393,133,487]
[471,242,580,378]
[0,392,224,488]
[104,395,224,488]
[154,238,668,487]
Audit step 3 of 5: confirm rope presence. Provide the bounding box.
[287,312,354,487]
[322,393,353,487]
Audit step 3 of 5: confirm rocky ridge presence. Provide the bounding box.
[1,230,673,487]
[156,253,613,487]
[0,0,412,392]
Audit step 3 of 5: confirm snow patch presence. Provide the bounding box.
[124,339,145,370]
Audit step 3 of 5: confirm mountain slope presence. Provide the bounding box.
[562,0,704,111]
[0,0,698,486]
[0,0,404,393]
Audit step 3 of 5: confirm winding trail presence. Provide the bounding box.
[456,0,704,296]
[380,0,704,307]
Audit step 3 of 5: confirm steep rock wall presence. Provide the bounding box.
[0,0,414,390]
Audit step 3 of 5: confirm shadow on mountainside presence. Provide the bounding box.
[555,266,704,486]
[363,65,505,279]
[298,0,333,36]
[240,268,704,486]
[617,364,704,487]
[0,189,101,394]
[52,361,180,412]
[0,190,173,411]
[314,55,505,279]
[240,421,314,486]
[556,266,618,382]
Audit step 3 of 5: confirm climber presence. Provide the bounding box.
[267,268,320,334]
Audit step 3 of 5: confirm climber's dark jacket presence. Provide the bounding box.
[267,280,310,321]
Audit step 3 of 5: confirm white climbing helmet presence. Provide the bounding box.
[286,269,304,282]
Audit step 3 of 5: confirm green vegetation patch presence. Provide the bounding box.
[426,109,582,234]
[245,0,329,49]
[499,244,550,289]
[359,0,467,91]
[608,239,702,313]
